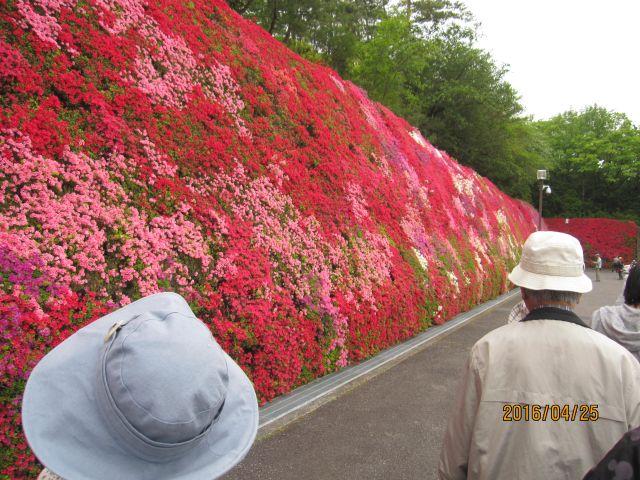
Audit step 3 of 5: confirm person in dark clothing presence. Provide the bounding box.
[614,256,625,280]
[583,426,640,479]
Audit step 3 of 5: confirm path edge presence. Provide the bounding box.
[256,288,519,439]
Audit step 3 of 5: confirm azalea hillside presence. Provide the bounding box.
[0,0,538,476]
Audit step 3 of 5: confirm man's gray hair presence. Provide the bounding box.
[522,288,582,306]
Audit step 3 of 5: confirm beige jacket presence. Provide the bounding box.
[438,318,640,480]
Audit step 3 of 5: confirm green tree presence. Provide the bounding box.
[347,15,425,115]
[228,0,388,73]
[231,0,545,199]
[347,8,542,198]
[536,105,640,222]
[406,0,476,39]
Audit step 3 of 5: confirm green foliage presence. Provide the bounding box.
[228,0,387,73]
[345,7,542,199]
[229,1,544,199]
[348,15,425,115]
[535,105,640,223]
[230,1,638,208]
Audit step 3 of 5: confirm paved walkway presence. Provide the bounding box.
[223,270,625,480]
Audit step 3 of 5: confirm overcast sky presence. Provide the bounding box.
[461,0,640,123]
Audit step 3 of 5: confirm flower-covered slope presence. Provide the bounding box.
[545,218,638,265]
[1,0,537,475]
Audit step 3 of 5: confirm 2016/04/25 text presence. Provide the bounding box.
[502,404,599,422]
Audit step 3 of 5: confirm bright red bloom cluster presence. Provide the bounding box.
[545,218,638,265]
[0,0,538,475]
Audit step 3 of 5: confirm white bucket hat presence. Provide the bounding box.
[22,292,258,480]
[508,231,593,293]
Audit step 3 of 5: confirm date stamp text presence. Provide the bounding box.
[502,404,599,422]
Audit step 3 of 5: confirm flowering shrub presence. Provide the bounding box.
[0,0,538,475]
[545,218,638,265]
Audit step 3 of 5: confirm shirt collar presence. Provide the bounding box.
[521,306,589,328]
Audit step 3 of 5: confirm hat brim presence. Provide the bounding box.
[22,292,258,480]
[508,264,593,294]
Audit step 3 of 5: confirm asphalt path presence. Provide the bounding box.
[223,270,624,480]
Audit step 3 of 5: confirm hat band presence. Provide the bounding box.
[520,257,584,277]
[95,324,225,463]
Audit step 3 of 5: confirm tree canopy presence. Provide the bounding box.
[229,1,639,217]
[229,0,543,199]
[535,106,640,223]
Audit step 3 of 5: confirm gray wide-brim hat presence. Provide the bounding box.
[22,292,258,480]
[508,231,593,294]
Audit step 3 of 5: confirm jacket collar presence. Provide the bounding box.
[521,306,589,329]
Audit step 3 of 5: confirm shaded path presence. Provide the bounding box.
[224,270,623,480]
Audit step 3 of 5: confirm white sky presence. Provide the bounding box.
[461,0,640,123]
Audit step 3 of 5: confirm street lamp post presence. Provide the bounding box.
[536,169,550,231]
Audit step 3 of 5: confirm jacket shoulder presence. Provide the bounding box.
[472,319,638,360]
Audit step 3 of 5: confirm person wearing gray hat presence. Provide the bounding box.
[22,292,258,480]
[438,231,640,480]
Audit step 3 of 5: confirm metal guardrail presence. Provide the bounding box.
[259,289,519,430]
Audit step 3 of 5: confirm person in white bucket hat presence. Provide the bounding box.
[22,292,258,480]
[439,231,640,480]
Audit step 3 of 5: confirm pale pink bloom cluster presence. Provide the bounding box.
[495,209,508,227]
[404,169,430,208]
[446,270,460,296]
[266,160,288,188]
[452,173,475,199]
[329,74,346,93]
[353,88,380,130]
[271,68,298,97]
[112,204,212,296]
[496,230,518,259]
[400,204,470,293]
[191,164,396,365]
[480,210,494,235]
[138,131,178,183]
[452,196,467,217]
[201,164,349,362]
[400,204,432,257]
[350,84,504,298]
[1,131,108,290]
[324,228,394,312]
[371,152,392,178]
[409,129,428,148]
[95,0,248,133]
[467,230,490,274]
[0,232,49,318]
[348,231,393,307]
[0,130,213,305]
[16,0,76,48]
[351,84,430,207]
[412,247,429,271]
[345,182,369,223]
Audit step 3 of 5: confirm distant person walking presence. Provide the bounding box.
[594,253,603,282]
[613,256,625,280]
[438,232,640,480]
[591,265,640,361]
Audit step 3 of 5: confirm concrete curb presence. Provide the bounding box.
[256,289,519,438]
